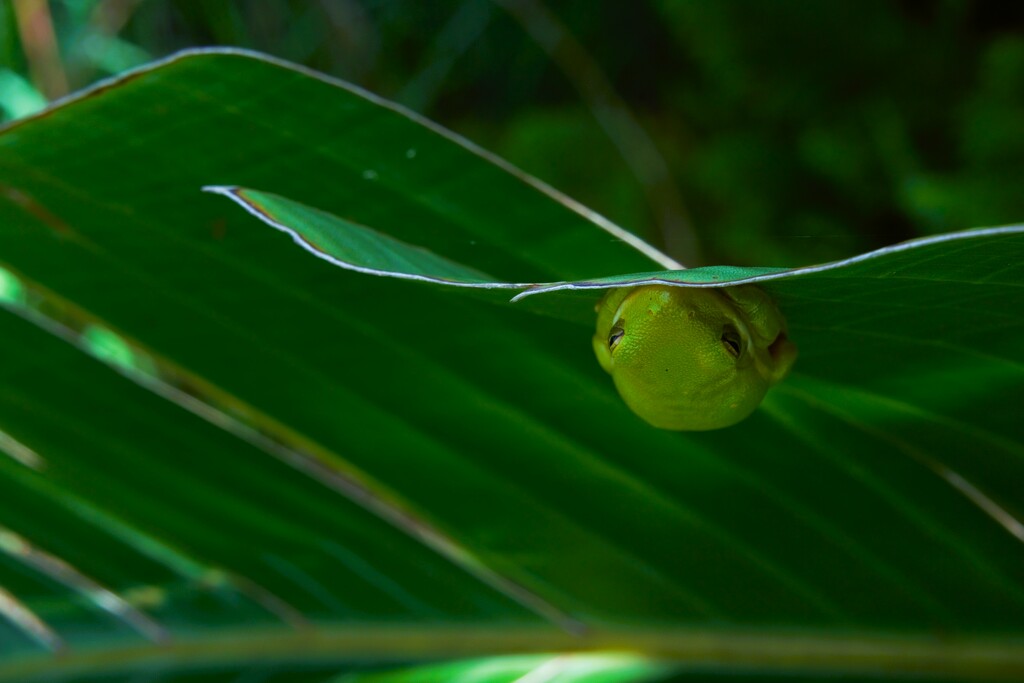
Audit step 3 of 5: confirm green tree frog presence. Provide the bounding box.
[593,285,797,430]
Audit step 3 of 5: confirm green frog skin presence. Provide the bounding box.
[593,285,797,430]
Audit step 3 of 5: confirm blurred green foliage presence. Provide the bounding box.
[1,0,1022,268]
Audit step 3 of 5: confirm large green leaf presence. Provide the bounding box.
[0,49,1022,681]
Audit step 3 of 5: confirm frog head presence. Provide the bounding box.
[593,284,796,430]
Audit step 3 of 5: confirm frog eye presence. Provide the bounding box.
[721,325,742,358]
[608,325,625,351]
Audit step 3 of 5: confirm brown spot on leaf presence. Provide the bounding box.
[0,182,71,235]
[210,218,227,241]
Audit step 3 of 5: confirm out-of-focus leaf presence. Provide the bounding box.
[336,654,668,683]
[0,69,47,121]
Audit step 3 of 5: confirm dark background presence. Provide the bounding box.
[3,0,1022,268]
